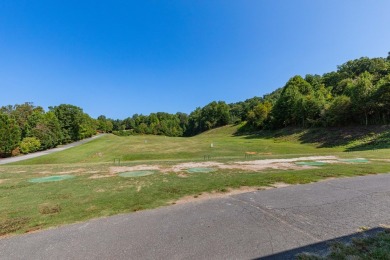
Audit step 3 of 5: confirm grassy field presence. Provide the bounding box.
[1,125,390,236]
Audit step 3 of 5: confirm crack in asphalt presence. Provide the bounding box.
[237,203,276,253]
[262,189,386,212]
[229,196,322,243]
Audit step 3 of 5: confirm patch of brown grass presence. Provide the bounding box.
[38,203,61,215]
[0,217,30,236]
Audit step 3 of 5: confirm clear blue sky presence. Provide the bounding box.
[1,1,389,119]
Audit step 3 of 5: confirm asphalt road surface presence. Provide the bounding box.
[0,134,105,165]
[1,174,390,259]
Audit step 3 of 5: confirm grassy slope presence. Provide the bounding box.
[12,124,390,165]
[12,125,343,165]
[1,125,390,236]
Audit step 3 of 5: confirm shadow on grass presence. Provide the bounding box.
[299,126,390,151]
[235,125,390,152]
[345,131,390,151]
[255,227,386,260]
[234,126,301,140]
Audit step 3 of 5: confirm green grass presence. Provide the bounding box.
[12,125,344,165]
[1,125,390,236]
[297,230,390,259]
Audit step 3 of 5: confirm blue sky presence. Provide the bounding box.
[1,1,389,119]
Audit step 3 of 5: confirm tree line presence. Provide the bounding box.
[1,52,389,157]
[0,104,98,157]
[249,53,390,129]
[111,53,390,135]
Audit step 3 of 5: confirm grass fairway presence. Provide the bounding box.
[11,125,344,165]
[1,125,390,236]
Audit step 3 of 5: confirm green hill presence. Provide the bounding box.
[11,124,390,165]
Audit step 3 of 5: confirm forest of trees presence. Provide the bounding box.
[110,53,390,134]
[0,104,100,157]
[1,53,390,157]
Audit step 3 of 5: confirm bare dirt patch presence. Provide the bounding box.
[235,156,338,165]
[221,162,311,171]
[58,168,85,174]
[170,156,339,173]
[110,165,161,174]
[272,182,291,188]
[371,159,390,162]
[174,186,270,205]
[0,179,8,184]
[86,156,342,181]
[171,162,224,172]
[85,170,101,174]
[89,174,115,179]
[232,156,338,171]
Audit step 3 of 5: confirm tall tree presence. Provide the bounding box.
[346,72,377,125]
[247,101,272,128]
[271,76,313,127]
[50,104,96,143]
[0,113,21,157]
[28,111,62,150]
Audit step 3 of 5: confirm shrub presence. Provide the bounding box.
[19,137,41,154]
[112,130,133,136]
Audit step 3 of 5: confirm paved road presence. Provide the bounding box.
[1,174,390,259]
[0,134,105,165]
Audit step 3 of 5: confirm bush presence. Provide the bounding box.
[112,130,134,136]
[19,137,41,154]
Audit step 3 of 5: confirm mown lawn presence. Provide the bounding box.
[1,125,390,236]
[11,125,345,165]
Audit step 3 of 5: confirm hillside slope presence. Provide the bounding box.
[10,125,390,165]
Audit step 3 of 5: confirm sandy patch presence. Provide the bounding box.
[89,174,115,179]
[272,182,291,188]
[171,156,338,173]
[86,170,100,174]
[137,185,142,192]
[13,170,26,173]
[235,156,338,165]
[58,168,85,174]
[371,159,390,162]
[0,179,8,184]
[230,156,339,171]
[174,186,267,205]
[171,162,224,172]
[86,155,343,181]
[316,160,340,164]
[110,165,161,174]
[220,162,312,171]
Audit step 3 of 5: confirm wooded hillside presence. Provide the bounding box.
[1,53,389,157]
